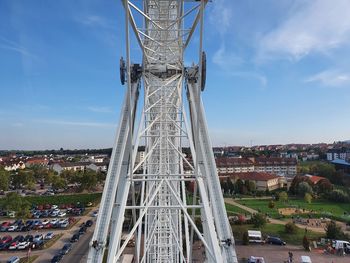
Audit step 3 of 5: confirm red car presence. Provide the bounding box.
[44,223,53,229]
[0,235,12,244]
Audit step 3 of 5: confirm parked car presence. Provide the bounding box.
[50,218,59,225]
[58,212,66,217]
[0,242,11,250]
[79,226,87,235]
[7,225,18,232]
[1,235,12,244]
[6,256,20,263]
[85,220,93,227]
[60,221,69,228]
[17,241,30,250]
[45,232,55,240]
[92,211,98,217]
[51,254,63,263]
[266,236,286,246]
[70,233,80,243]
[42,219,50,225]
[247,256,265,263]
[8,241,19,250]
[60,243,72,255]
[24,235,33,242]
[34,234,43,242]
[31,240,44,249]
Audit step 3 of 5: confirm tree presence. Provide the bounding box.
[51,175,66,190]
[302,235,310,251]
[268,200,275,209]
[297,182,313,196]
[315,178,333,194]
[247,180,256,193]
[4,192,30,218]
[289,176,313,195]
[328,189,349,203]
[242,231,249,245]
[0,168,10,191]
[285,222,298,234]
[325,221,344,239]
[304,193,312,204]
[250,213,267,228]
[278,191,288,202]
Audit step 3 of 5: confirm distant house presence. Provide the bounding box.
[216,157,254,174]
[25,158,49,167]
[220,171,285,191]
[2,160,26,171]
[327,149,350,161]
[87,162,109,173]
[88,155,108,163]
[251,157,297,177]
[52,162,89,174]
[304,174,327,185]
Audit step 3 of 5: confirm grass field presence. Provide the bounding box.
[236,198,350,221]
[232,223,324,246]
[225,203,251,215]
[20,255,39,263]
[0,193,102,209]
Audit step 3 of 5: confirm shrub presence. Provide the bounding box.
[242,231,249,245]
[304,193,312,204]
[278,191,288,202]
[298,182,313,196]
[285,222,298,234]
[268,200,275,209]
[328,189,350,203]
[302,235,310,251]
[325,221,344,239]
[250,213,267,228]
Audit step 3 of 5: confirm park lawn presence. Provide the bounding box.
[20,255,39,263]
[232,223,324,246]
[236,198,350,220]
[225,203,251,215]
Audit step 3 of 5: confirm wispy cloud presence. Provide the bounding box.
[212,45,244,69]
[76,15,115,30]
[209,0,233,35]
[305,70,350,87]
[35,119,115,128]
[258,0,350,61]
[87,106,113,113]
[11,122,24,127]
[0,36,37,58]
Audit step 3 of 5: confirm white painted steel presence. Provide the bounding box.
[87,1,238,262]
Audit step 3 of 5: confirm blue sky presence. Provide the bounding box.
[1,0,350,150]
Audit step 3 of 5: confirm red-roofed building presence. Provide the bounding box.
[216,157,254,174]
[305,175,327,185]
[25,158,49,167]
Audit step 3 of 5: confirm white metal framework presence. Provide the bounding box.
[87,1,238,262]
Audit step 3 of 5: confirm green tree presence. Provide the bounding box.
[242,231,249,245]
[268,200,275,209]
[250,213,267,228]
[285,222,298,234]
[0,168,10,191]
[302,235,310,251]
[4,192,30,218]
[51,174,66,190]
[325,221,344,239]
[298,182,313,196]
[278,191,288,202]
[304,193,312,204]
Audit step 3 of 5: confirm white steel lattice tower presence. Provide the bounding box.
[87,1,238,262]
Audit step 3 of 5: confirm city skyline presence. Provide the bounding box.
[1,0,350,150]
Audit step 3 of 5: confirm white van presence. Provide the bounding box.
[300,255,312,263]
[333,240,350,254]
[248,230,264,244]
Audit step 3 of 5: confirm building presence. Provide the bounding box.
[2,160,26,171]
[215,156,297,177]
[25,157,49,167]
[327,149,350,161]
[216,157,254,174]
[88,155,108,163]
[87,162,109,173]
[252,157,297,177]
[52,162,89,174]
[221,172,285,191]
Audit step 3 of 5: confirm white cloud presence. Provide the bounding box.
[305,70,350,87]
[36,119,115,128]
[0,36,37,59]
[87,106,113,113]
[258,0,350,60]
[212,45,244,69]
[209,0,233,35]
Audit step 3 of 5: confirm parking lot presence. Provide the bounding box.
[0,204,98,263]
